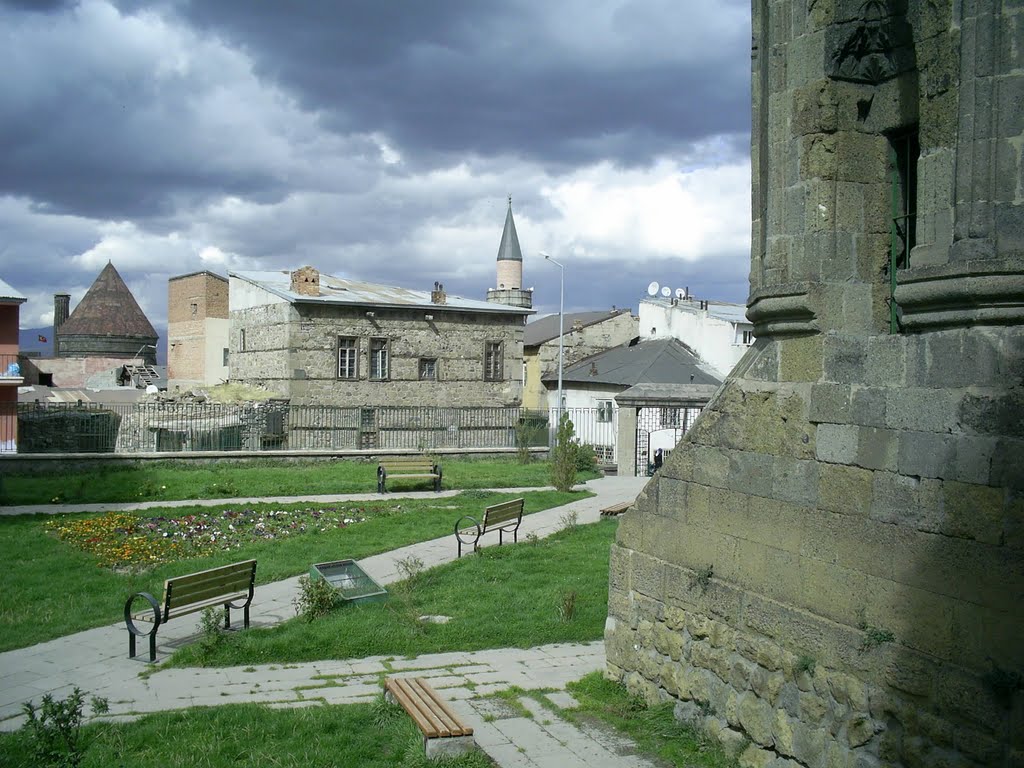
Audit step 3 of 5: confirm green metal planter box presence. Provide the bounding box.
[310,559,387,605]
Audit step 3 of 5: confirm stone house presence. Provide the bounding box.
[0,278,27,452]
[167,271,230,391]
[229,267,532,406]
[640,295,754,378]
[606,3,1023,768]
[522,309,638,409]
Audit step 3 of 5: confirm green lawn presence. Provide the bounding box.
[172,518,618,667]
[0,457,595,506]
[564,673,741,768]
[0,698,494,768]
[0,490,587,652]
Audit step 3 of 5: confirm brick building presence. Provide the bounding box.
[229,267,532,406]
[167,271,229,391]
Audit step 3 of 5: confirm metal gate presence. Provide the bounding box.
[635,405,699,476]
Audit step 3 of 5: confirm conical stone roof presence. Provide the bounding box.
[58,262,157,338]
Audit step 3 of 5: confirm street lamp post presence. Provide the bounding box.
[540,252,565,426]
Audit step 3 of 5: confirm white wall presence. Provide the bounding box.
[639,299,752,377]
[204,317,230,385]
[545,382,620,462]
[229,277,288,311]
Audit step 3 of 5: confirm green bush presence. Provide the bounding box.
[550,413,578,492]
[293,575,338,622]
[574,443,597,472]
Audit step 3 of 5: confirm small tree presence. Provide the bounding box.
[550,412,579,492]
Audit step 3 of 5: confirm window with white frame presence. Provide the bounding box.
[369,338,389,380]
[597,400,613,422]
[337,337,358,379]
[419,358,437,380]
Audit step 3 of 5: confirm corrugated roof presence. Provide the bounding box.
[542,338,722,387]
[58,262,158,338]
[0,278,27,303]
[496,197,523,262]
[524,310,629,346]
[232,270,532,315]
[642,296,750,325]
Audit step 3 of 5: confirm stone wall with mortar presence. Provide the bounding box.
[606,2,1024,767]
[230,301,525,407]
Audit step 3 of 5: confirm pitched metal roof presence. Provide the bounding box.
[524,309,630,346]
[642,296,750,324]
[0,278,27,303]
[58,262,158,338]
[496,197,523,262]
[542,338,722,388]
[231,270,533,315]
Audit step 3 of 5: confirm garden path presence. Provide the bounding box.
[0,475,660,767]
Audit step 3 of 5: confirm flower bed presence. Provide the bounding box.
[46,505,376,570]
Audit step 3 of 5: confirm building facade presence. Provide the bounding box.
[0,279,27,452]
[230,267,532,407]
[606,3,1023,768]
[522,309,638,409]
[640,296,754,377]
[167,271,230,391]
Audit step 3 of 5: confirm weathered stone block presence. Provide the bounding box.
[855,426,899,471]
[885,388,961,433]
[780,336,824,382]
[951,435,996,485]
[728,450,776,498]
[817,423,858,464]
[824,335,868,384]
[960,391,1024,438]
[809,382,853,424]
[819,463,873,516]
[738,692,776,747]
[850,387,886,427]
[654,476,688,521]
[941,480,1005,544]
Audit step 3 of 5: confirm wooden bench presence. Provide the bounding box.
[385,677,475,759]
[377,456,442,493]
[124,559,257,662]
[454,498,524,558]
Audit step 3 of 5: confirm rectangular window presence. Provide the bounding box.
[239,329,247,352]
[484,341,503,381]
[337,337,358,379]
[222,348,229,367]
[419,358,437,380]
[660,407,681,427]
[369,338,389,380]
[596,400,613,422]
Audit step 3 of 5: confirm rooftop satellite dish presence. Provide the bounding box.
[646,281,660,297]
[660,286,671,297]
[675,288,686,299]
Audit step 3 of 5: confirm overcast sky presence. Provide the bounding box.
[1,0,752,346]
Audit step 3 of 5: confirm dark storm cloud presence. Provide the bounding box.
[159,0,751,168]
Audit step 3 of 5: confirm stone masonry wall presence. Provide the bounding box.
[230,302,525,407]
[606,2,1024,767]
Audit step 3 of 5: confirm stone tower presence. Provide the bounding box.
[56,262,158,364]
[605,3,1023,767]
[486,196,533,309]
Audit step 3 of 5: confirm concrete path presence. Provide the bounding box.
[0,475,656,767]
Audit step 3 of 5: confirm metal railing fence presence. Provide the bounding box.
[2,400,618,456]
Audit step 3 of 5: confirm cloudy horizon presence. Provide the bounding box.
[1,0,753,348]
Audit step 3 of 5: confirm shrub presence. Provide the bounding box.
[21,687,108,768]
[574,443,597,472]
[294,575,338,622]
[550,413,578,492]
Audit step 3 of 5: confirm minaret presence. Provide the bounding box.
[486,196,533,309]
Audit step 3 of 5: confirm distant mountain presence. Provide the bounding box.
[19,327,53,356]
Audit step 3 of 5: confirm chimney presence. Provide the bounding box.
[290,266,320,296]
[431,281,447,305]
[53,293,70,356]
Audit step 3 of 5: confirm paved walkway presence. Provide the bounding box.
[0,476,659,767]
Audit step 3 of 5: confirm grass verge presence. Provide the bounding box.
[1,457,597,506]
[0,490,587,652]
[564,672,741,768]
[172,518,618,667]
[0,698,494,768]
